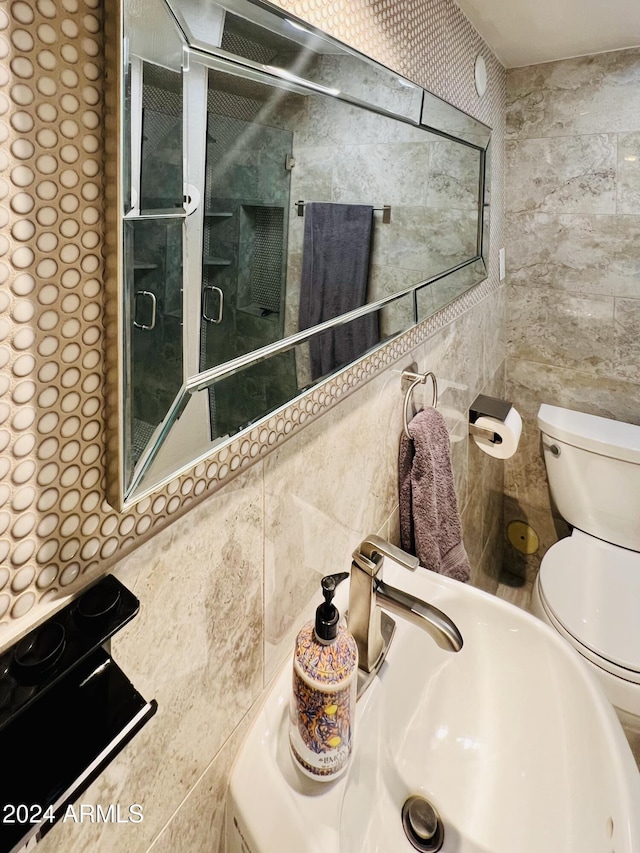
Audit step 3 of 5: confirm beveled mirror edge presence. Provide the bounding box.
[125,254,487,502]
[202,0,492,145]
[124,269,497,510]
[105,0,494,512]
[104,1,127,512]
[184,41,489,150]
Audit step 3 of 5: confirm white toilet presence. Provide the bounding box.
[532,404,640,746]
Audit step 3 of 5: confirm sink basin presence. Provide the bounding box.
[227,558,640,852]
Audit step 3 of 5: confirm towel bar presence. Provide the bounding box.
[295,200,391,222]
[401,366,438,439]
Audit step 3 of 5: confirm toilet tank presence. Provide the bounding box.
[537,404,640,552]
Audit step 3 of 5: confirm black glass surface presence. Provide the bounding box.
[0,577,157,853]
[0,649,156,852]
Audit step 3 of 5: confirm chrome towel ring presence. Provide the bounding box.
[401,366,438,439]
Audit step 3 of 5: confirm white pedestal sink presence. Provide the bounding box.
[227,558,640,852]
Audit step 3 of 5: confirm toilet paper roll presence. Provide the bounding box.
[472,406,522,459]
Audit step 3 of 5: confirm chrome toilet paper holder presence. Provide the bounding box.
[468,394,512,443]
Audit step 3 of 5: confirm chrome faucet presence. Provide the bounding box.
[348,536,463,691]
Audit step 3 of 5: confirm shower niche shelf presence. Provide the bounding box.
[203,256,232,267]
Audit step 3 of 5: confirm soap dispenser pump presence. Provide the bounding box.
[289,572,358,781]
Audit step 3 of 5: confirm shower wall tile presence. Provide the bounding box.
[507,285,615,376]
[506,134,617,214]
[505,47,640,579]
[481,286,507,385]
[370,206,478,273]
[506,356,640,426]
[506,212,640,298]
[312,54,424,122]
[148,715,253,853]
[300,94,422,147]
[369,264,423,304]
[288,144,334,218]
[506,48,640,140]
[427,140,483,210]
[617,131,640,213]
[331,141,433,206]
[614,298,640,382]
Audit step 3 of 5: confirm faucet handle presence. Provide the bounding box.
[352,535,419,575]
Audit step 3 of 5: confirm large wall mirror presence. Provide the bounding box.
[104,0,491,510]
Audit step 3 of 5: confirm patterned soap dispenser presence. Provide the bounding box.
[289,572,358,781]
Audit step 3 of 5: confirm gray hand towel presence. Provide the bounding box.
[399,407,471,583]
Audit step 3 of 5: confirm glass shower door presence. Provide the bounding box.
[199,67,298,438]
[125,59,185,481]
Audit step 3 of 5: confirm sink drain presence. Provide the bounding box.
[401,796,444,852]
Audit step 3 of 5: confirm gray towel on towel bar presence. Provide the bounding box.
[399,407,471,583]
[298,202,379,380]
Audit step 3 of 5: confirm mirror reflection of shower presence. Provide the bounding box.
[127,61,184,471]
[200,65,298,438]
[112,0,491,507]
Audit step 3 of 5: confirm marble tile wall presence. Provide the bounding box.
[0,0,506,850]
[283,68,481,341]
[504,48,640,582]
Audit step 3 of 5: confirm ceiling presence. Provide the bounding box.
[453,0,640,67]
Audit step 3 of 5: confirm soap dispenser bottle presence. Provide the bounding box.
[289,572,358,781]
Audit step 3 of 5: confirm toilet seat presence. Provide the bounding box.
[538,530,640,684]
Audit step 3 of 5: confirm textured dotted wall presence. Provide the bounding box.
[0,0,505,640]
[0,0,109,628]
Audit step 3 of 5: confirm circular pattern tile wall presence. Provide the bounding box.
[0,0,105,625]
[0,0,505,637]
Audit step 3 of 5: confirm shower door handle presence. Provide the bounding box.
[202,285,224,324]
[133,290,157,330]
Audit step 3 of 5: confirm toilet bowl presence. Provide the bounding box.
[532,404,640,740]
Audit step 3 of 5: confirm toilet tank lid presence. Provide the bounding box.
[537,404,640,464]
